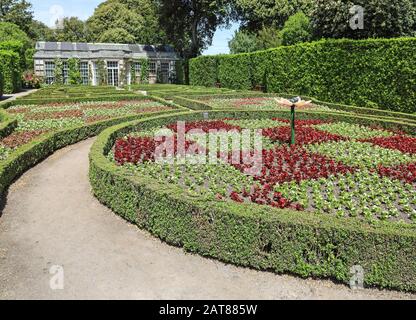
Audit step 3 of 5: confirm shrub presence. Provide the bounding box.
[189,38,416,113]
[21,70,42,89]
[280,12,312,46]
[0,50,21,93]
[68,58,82,85]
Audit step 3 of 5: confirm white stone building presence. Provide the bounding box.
[33,42,180,86]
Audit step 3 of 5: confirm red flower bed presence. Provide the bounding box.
[360,135,416,155]
[135,106,172,114]
[231,146,355,185]
[263,126,345,145]
[25,110,83,120]
[377,162,416,184]
[167,120,241,133]
[230,185,303,210]
[7,108,29,114]
[85,115,113,123]
[0,130,47,148]
[114,136,205,165]
[231,97,270,107]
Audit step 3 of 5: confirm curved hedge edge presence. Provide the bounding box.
[0,94,145,108]
[89,110,416,292]
[0,109,181,196]
[172,96,213,110]
[146,95,190,111]
[277,93,416,123]
[0,109,17,139]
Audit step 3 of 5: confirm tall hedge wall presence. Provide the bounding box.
[0,50,21,94]
[189,55,220,87]
[189,38,416,113]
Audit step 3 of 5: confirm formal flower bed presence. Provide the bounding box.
[0,99,173,159]
[108,117,416,224]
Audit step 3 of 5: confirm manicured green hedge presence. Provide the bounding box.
[0,50,21,94]
[89,110,416,292]
[0,109,17,139]
[189,38,416,113]
[189,55,220,87]
[3,94,148,108]
[172,96,213,110]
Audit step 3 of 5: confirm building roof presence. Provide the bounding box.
[34,42,179,60]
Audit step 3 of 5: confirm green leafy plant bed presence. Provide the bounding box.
[0,99,178,161]
[0,91,184,194]
[90,110,416,292]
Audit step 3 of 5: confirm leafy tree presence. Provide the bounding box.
[158,0,232,58]
[0,21,30,47]
[233,0,313,31]
[87,0,164,44]
[229,30,258,54]
[99,27,136,43]
[280,12,312,46]
[0,21,31,69]
[256,25,281,49]
[27,20,55,41]
[0,0,33,34]
[311,0,416,39]
[158,0,232,83]
[54,17,88,42]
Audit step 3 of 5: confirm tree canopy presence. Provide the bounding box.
[54,17,89,43]
[157,0,232,59]
[311,0,416,39]
[0,21,30,47]
[228,30,258,54]
[87,0,165,44]
[0,0,33,34]
[233,0,313,31]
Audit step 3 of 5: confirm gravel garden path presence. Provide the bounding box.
[0,138,415,300]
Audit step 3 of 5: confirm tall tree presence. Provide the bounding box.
[87,0,165,44]
[233,0,313,31]
[54,17,88,42]
[228,30,258,54]
[280,12,312,46]
[157,0,232,58]
[27,20,55,42]
[0,0,33,34]
[311,0,416,39]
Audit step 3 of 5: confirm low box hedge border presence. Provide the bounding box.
[0,109,17,139]
[89,110,416,292]
[2,94,146,108]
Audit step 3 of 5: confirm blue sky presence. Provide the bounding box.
[30,0,238,55]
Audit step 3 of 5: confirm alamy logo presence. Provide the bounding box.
[350,5,365,30]
[49,265,64,290]
[153,121,263,176]
[349,265,364,290]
